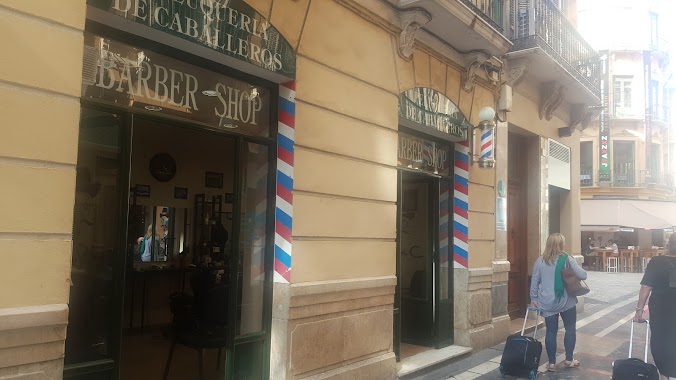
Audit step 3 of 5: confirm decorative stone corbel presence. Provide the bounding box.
[506,63,528,87]
[398,9,431,60]
[568,103,592,131]
[462,51,491,92]
[539,81,564,121]
[569,103,603,132]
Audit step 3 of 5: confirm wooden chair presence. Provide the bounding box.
[163,279,227,379]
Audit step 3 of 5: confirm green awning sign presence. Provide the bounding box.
[89,0,296,78]
[398,88,469,140]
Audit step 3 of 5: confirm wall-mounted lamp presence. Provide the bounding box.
[469,107,496,169]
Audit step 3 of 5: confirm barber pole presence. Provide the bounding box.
[480,128,493,159]
[274,81,295,283]
[453,141,470,268]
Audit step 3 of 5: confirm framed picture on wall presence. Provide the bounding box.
[224,193,234,204]
[136,184,151,197]
[174,187,188,199]
[205,172,224,188]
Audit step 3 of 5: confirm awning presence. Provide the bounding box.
[581,199,676,230]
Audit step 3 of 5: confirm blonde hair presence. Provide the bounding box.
[543,233,566,265]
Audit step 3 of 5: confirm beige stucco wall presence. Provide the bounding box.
[0,0,87,378]
[265,0,502,378]
[0,0,505,378]
[509,88,583,274]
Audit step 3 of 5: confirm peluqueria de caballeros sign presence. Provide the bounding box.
[89,0,296,78]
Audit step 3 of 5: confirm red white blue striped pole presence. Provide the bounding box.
[275,81,295,284]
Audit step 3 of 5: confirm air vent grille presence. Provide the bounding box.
[549,139,570,163]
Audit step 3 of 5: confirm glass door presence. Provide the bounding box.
[399,171,436,347]
[65,108,131,380]
[435,179,453,348]
[227,140,274,379]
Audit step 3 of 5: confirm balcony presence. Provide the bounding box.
[386,0,513,56]
[460,0,504,33]
[506,0,601,104]
[580,169,674,190]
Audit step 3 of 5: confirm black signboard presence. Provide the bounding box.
[599,52,610,181]
[82,33,271,137]
[397,132,451,177]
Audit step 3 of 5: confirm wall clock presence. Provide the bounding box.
[149,153,176,182]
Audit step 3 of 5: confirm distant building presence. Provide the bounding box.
[578,0,676,248]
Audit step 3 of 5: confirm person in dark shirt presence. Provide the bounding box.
[634,233,676,380]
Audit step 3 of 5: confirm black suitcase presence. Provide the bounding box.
[500,307,542,379]
[612,320,659,380]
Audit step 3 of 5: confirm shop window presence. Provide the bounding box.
[66,108,124,365]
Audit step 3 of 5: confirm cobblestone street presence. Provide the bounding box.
[413,271,652,380]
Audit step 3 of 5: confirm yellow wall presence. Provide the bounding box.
[0,1,87,308]
[285,0,497,282]
[509,88,583,268]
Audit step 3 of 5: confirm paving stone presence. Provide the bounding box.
[412,272,662,380]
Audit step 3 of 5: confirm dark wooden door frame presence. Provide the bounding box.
[507,132,529,320]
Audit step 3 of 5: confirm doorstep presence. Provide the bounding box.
[397,345,472,379]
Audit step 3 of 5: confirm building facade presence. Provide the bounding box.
[577,0,676,242]
[0,1,595,379]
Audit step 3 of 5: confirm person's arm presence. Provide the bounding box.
[530,259,541,307]
[633,285,652,322]
[568,255,588,280]
[635,257,659,321]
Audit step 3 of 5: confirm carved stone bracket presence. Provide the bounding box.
[506,64,528,87]
[398,9,431,60]
[462,51,491,92]
[568,103,591,131]
[539,81,564,121]
[568,103,603,134]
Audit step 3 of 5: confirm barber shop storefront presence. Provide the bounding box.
[395,88,470,360]
[1,0,510,379]
[65,1,294,379]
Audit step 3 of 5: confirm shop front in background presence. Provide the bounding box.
[394,88,469,360]
[65,32,276,380]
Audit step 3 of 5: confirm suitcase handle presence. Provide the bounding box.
[521,307,542,338]
[628,320,650,362]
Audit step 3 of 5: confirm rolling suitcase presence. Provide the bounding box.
[612,320,659,380]
[500,307,542,380]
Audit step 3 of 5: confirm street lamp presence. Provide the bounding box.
[470,107,496,169]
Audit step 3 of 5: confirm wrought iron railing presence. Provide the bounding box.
[461,0,504,32]
[509,0,600,98]
[579,168,594,187]
[580,168,674,190]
